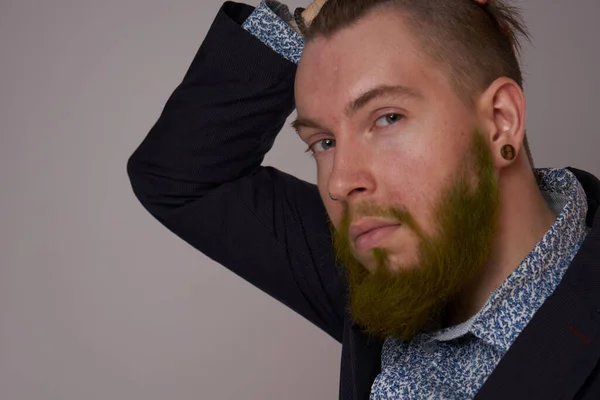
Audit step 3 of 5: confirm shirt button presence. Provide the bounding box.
[423,341,437,353]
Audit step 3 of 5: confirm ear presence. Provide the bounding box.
[476,77,526,169]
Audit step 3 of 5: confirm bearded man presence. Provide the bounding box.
[128,0,600,398]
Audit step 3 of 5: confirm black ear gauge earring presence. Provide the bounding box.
[501,144,516,161]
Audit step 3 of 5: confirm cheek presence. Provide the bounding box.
[373,137,426,197]
[378,162,431,220]
[373,136,456,234]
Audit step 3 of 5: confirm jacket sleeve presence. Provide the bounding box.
[127,1,345,342]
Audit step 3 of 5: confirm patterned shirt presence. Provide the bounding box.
[371,168,589,399]
[242,0,304,64]
[240,7,590,399]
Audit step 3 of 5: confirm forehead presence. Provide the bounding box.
[295,9,442,113]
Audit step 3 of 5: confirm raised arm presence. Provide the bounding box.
[127,1,345,341]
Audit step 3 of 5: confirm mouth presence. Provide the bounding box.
[351,222,401,253]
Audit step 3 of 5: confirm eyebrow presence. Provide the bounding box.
[291,116,323,133]
[291,84,421,134]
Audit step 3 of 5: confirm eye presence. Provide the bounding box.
[307,138,336,154]
[374,113,404,128]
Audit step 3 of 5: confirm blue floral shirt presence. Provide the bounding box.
[242,0,304,64]
[241,6,590,399]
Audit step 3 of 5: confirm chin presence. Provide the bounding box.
[353,249,417,275]
[387,261,419,274]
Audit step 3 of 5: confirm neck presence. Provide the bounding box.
[447,162,557,326]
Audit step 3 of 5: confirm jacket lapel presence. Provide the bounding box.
[340,315,383,400]
[475,172,600,400]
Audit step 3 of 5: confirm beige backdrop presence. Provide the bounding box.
[1,0,599,399]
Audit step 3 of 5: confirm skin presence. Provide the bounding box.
[293,7,557,328]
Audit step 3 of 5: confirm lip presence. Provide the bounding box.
[350,219,400,252]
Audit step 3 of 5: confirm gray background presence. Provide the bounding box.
[1,0,598,399]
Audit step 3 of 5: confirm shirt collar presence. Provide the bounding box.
[429,168,589,351]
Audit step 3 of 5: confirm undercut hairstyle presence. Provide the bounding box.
[305,0,534,165]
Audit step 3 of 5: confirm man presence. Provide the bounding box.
[127,0,600,398]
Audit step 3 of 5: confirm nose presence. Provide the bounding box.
[327,139,376,202]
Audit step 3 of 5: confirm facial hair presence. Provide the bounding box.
[332,131,500,341]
